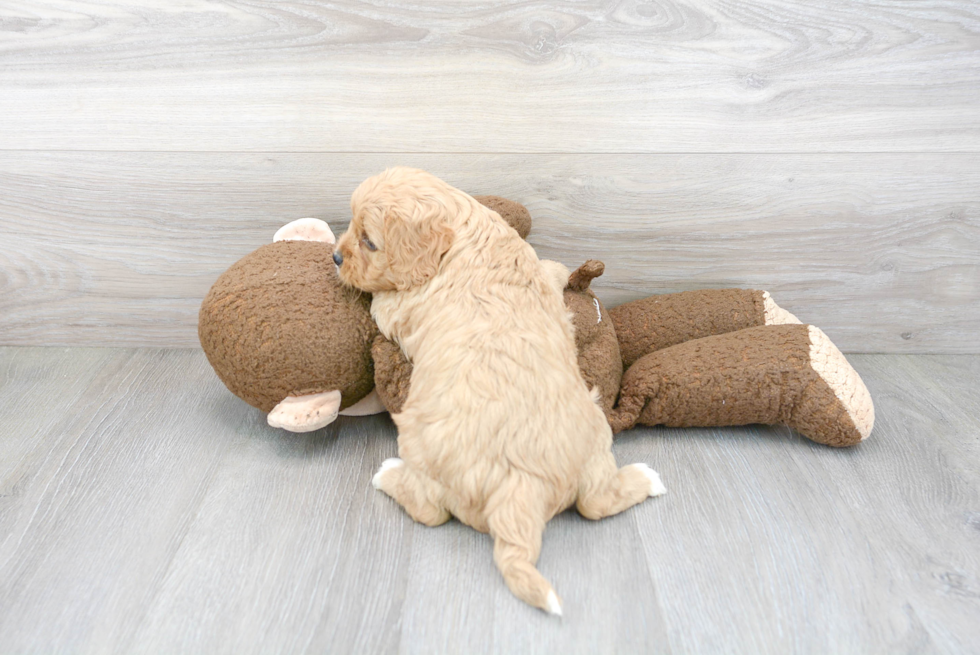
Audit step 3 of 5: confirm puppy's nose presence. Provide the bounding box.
[333,250,343,266]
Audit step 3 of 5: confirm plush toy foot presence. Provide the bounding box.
[610,324,874,447]
[763,291,802,325]
[800,325,875,444]
[338,389,387,416]
[273,218,336,244]
[267,390,343,432]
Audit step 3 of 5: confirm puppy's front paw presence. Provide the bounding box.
[631,463,666,497]
[372,457,404,491]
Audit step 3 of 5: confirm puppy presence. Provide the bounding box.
[335,167,665,615]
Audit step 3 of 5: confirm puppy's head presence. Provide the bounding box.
[335,168,457,293]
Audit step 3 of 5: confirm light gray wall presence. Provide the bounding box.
[1,1,978,352]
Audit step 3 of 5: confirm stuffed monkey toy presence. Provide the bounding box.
[198,197,531,432]
[200,198,873,446]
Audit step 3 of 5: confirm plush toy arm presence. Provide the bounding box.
[567,260,604,291]
[609,289,801,369]
[609,324,873,447]
[372,334,414,415]
[562,260,623,417]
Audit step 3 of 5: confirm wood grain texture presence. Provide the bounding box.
[621,353,980,653]
[0,349,238,652]
[1,152,977,352]
[0,1,978,152]
[129,413,412,654]
[1,348,978,653]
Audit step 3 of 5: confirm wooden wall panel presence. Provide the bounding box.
[0,1,977,152]
[1,152,976,352]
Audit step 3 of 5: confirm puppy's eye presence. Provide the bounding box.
[362,236,378,252]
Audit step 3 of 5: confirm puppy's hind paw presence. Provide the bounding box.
[372,457,404,490]
[631,463,666,497]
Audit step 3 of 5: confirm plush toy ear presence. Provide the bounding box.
[383,215,455,290]
[273,218,336,244]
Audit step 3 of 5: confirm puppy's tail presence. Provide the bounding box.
[487,483,562,616]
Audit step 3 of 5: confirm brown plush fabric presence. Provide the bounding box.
[567,260,604,292]
[472,195,532,239]
[562,260,622,416]
[610,289,768,369]
[372,334,414,415]
[609,324,865,447]
[199,240,379,412]
[372,259,623,416]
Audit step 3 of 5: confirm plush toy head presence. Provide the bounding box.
[198,237,378,413]
[199,195,534,425]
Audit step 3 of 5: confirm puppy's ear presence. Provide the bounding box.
[384,215,455,290]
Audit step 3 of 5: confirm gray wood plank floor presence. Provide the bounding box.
[1,348,978,654]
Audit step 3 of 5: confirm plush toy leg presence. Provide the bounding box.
[610,289,801,368]
[762,291,801,326]
[609,324,874,447]
[371,334,414,415]
[576,451,666,520]
[267,390,343,432]
[372,458,451,527]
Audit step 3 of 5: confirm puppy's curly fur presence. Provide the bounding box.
[336,167,664,615]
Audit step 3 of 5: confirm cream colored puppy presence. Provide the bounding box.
[335,167,665,615]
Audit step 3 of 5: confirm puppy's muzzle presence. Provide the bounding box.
[333,250,344,266]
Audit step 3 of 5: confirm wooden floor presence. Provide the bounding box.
[1,347,978,654]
